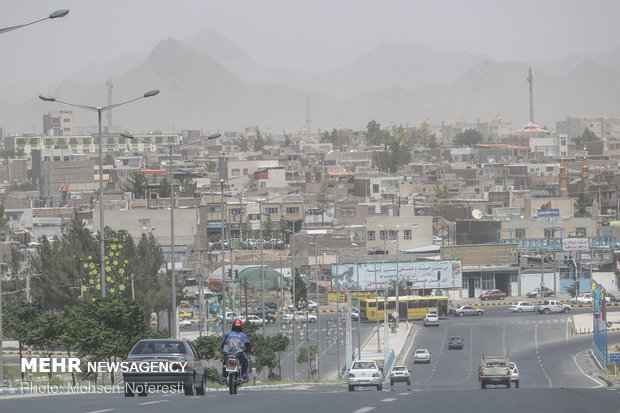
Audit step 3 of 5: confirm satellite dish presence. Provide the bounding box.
[472,209,483,220]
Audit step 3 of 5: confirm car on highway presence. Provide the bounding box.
[509,361,520,388]
[413,348,431,364]
[179,318,193,328]
[389,365,411,386]
[509,301,536,312]
[423,313,439,327]
[607,293,618,303]
[479,289,507,301]
[123,339,207,397]
[240,314,264,326]
[348,360,383,391]
[351,309,359,320]
[526,287,554,298]
[448,336,464,349]
[282,311,317,323]
[450,305,484,316]
[246,309,276,324]
[179,310,194,320]
[572,293,592,304]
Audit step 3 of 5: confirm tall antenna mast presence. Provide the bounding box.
[305,95,311,140]
[106,78,114,129]
[527,68,534,124]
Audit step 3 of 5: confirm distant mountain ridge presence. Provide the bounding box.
[3,29,620,134]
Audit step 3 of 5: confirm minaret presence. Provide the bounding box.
[527,68,535,124]
[558,157,569,198]
[581,155,590,193]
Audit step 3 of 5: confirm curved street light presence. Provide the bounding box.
[0,9,69,36]
[39,89,160,299]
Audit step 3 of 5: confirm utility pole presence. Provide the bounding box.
[291,224,297,381]
[355,246,361,360]
[314,234,321,381]
[220,180,227,333]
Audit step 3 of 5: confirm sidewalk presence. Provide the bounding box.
[358,321,413,371]
[572,312,620,334]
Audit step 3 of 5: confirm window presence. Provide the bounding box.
[139,219,151,228]
[367,231,376,241]
[543,228,555,238]
[265,207,278,215]
[349,208,355,216]
[575,227,586,237]
[231,169,240,176]
[515,228,526,239]
[389,230,397,240]
[373,184,379,193]
[379,230,387,241]
[230,208,242,216]
[286,207,299,214]
[341,208,348,216]
[404,230,412,240]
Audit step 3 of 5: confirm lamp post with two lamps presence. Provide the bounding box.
[120,132,220,338]
[40,89,160,298]
[1,6,70,389]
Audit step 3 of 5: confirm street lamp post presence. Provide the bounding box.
[41,89,159,298]
[0,9,69,35]
[120,132,220,338]
[354,245,361,360]
[2,7,69,390]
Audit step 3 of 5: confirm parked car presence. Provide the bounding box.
[122,339,207,397]
[509,361,520,388]
[348,360,383,391]
[351,309,360,320]
[572,293,592,305]
[423,313,439,327]
[178,318,193,328]
[479,289,507,301]
[389,365,411,386]
[307,300,318,311]
[509,301,536,312]
[246,309,276,324]
[448,336,464,350]
[451,305,484,317]
[240,314,264,326]
[607,293,618,303]
[413,349,431,364]
[526,287,554,298]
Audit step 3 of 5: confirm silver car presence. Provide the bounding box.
[509,301,536,312]
[451,305,484,316]
[123,339,208,397]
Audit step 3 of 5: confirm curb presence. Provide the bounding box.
[598,375,620,387]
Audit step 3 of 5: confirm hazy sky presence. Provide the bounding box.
[3,0,620,102]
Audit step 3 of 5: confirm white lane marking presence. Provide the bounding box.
[381,398,397,402]
[85,410,114,413]
[353,407,375,413]
[137,400,170,406]
[401,325,418,362]
[502,324,506,353]
[571,350,604,388]
[566,316,572,344]
[534,323,553,388]
[398,392,410,395]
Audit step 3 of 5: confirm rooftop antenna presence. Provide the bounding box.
[527,68,534,124]
[106,78,113,129]
[305,95,311,140]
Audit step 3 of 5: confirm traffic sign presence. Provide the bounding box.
[610,353,620,365]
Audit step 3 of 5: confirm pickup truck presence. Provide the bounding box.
[535,300,571,314]
[478,356,511,389]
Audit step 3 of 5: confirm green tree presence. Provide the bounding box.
[414,123,438,148]
[178,176,197,197]
[29,312,65,379]
[264,215,273,240]
[159,178,171,198]
[2,298,42,381]
[575,127,598,146]
[193,335,222,360]
[366,120,389,146]
[66,296,152,384]
[296,345,318,380]
[454,129,483,147]
[292,269,307,310]
[270,333,290,379]
[434,184,452,199]
[124,171,149,199]
[238,135,249,152]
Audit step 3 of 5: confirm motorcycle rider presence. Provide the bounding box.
[221,319,252,382]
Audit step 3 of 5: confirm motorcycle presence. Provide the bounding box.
[224,356,243,395]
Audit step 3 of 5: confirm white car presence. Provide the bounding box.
[509,301,536,312]
[282,311,317,323]
[413,349,431,364]
[178,318,192,328]
[423,313,439,327]
[572,293,592,305]
[240,314,264,326]
[509,361,520,388]
[348,360,383,391]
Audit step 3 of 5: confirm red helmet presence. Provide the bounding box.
[232,319,243,328]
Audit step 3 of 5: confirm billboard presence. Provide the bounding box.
[537,208,560,217]
[563,238,588,251]
[331,260,462,291]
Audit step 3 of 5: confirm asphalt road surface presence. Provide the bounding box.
[3,307,619,413]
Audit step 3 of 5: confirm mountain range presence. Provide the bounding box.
[3,28,620,135]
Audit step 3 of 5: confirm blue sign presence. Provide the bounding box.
[610,353,620,364]
[537,208,560,217]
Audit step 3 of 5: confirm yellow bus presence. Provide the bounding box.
[360,296,449,321]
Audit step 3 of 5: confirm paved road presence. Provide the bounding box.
[2,385,619,413]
